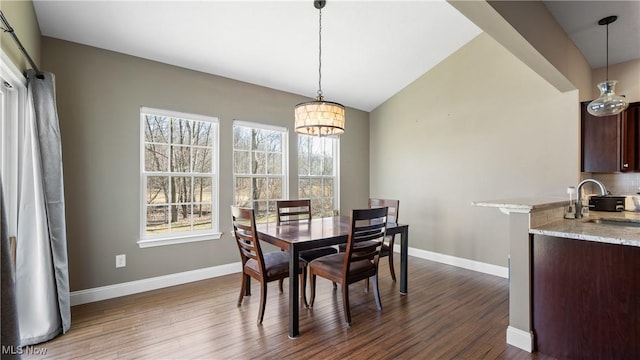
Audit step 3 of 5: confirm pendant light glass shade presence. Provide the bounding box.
[587,15,629,117]
[587,80,629,116]
[294,0,345,136]
[295,97,345,136]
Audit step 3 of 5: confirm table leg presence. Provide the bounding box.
[288,246,300,338]
[400,227,408,295]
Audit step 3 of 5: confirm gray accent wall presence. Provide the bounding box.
[41,37,369,291]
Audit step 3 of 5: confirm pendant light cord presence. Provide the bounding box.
[597,15,618,82]
[317,7,323,99]
[605,21,609,81]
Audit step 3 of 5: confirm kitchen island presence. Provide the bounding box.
[529,211,639,359]
[473,198,639,356]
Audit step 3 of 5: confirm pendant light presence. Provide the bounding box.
[294,0,345,136]
[587,15,629,117]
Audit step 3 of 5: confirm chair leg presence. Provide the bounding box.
[244,273,252,296]
[238,273,248,306]
[257,280,268,324]
[372,274,382,311]
[301,267,308,308]
[309,273,317,308]
[342,283,352,326]
[388,253,396,282]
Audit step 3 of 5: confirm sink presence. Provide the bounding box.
[583,218,640,227]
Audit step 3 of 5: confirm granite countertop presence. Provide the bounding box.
[472,197,567,213]
[530,211,640,247]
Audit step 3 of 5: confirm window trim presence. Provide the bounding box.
[1,50,27,239]
[297,134,340,216]
[232,120,289,223]
[138,107,221,248]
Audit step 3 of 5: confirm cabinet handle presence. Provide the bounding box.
[623,163,629,168]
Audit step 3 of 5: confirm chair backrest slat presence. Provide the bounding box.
[369,198,399,224]
[276,199,312,225]
[344,207,388,269]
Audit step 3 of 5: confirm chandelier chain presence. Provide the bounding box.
[317,7,323,98]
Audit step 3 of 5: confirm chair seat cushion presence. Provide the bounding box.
[299,246,338,262]
[309,253,375,280]
[245,251,305,278]
[338,241,390,255]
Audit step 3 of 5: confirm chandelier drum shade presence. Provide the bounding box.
[294,0,345,136]
[295,98,345,136]
[587,15,629,117]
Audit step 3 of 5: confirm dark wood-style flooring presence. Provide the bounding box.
[25,256,555,359]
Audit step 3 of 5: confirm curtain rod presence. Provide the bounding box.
[0,10,44,79]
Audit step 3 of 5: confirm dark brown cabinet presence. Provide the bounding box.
[581,101,640,172]
[533,235,640,359]
[622,102,640,171]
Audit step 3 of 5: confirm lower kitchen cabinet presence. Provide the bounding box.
[532,235,640,359]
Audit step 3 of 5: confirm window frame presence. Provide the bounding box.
[232,120,289,224]
[138,107,221,248]
[0,50,27,239]
[297,134,340,217]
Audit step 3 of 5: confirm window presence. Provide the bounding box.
[298,135,339,217]
[139,107,220,248]
[233,121,288,223]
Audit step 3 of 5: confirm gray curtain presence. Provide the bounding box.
[1,179,21,359]
[15,70,70,345]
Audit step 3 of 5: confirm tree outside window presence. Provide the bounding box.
[233,121,287,223]
[141,108,219,241]
[298,135,339,217]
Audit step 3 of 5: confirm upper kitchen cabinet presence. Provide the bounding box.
[622,103,639,171]
[581,101,640,173]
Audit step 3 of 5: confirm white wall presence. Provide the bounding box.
[370,33,579,266]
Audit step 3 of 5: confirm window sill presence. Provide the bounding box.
[137,232,222,248]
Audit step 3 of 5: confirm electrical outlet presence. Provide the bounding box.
[115,254,126,268]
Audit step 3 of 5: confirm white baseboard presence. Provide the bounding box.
[396,245,509,279]
[71,246,507,306]
[70,262,241,306]
[506,326,534,352]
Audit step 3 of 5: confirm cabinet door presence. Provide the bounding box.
[533,235,640,359]
[621,102,639,172]
[581,102,621,172]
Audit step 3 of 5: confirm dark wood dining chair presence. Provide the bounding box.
[339,198,399,282]
[276,199,338,292]
[308,206,388,326]
[368,198,400,281]
[276,199,339,262]
[231,205,307,324]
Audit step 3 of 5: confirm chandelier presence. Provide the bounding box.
[294,0,345,136]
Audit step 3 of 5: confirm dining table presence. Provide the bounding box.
[256,215,410,338]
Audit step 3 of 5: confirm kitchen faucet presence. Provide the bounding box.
[575,179,608,218]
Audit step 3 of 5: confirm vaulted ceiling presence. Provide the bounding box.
[33,1,639,112]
